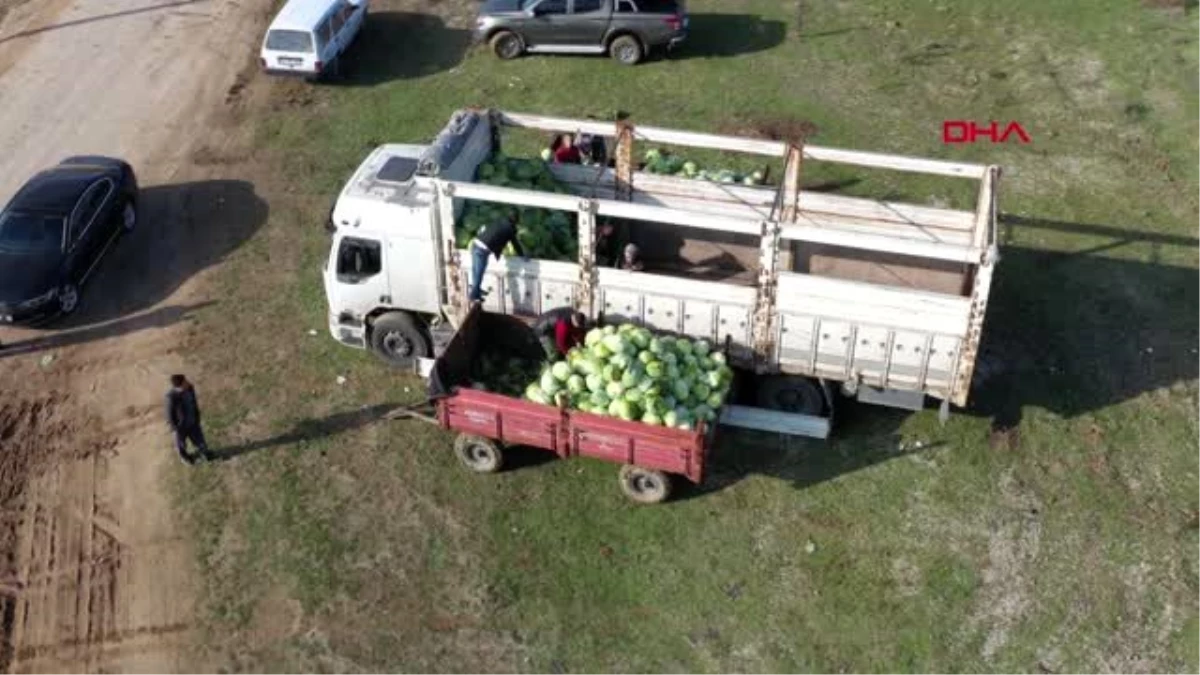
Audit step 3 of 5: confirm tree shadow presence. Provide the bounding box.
[668,14,788,60]
[0,301,215,359]
[211,403,403,462]
[55,180,269,328]
[328,11,471,87]
[0,0,206,46]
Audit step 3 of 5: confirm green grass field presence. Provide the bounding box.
[174,0,1198,671]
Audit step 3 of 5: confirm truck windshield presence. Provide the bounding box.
[265,29,314,53]
[0,212,64,253]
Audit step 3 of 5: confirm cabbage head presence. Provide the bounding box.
[566,374,586,394]
[552,361,573,382]
[586,373,604,393]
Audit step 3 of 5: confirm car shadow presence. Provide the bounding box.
[327,11,472,87]
[667,13,788,60]
[0,301,215,359]
[57,179,268,328]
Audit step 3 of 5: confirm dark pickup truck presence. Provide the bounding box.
[474,0,688,65]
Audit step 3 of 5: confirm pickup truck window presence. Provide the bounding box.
[614,0,637,12]
[573,0,603,12]
[336,237,382,281]
[533,0,568,14]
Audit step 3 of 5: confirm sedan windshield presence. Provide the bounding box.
[265,29,314,53]
[0,212,64,253]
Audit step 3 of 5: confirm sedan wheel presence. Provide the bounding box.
[121,201,137,232]
[58,283,79,315]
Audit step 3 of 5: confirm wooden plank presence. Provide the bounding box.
[793,210,974,246]
[803,145,988,179]
[441,180,583,212]
[633,125,786,156]
[719,404,832,439]
[780,223,981,263]
[551,163,977,231]
[596,199,764,236]
[498,112,614,137]
[596,268,757,306]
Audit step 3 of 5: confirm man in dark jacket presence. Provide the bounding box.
[469,211,527,303]
[165,374,212,464]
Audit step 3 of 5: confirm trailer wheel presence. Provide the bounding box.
[618,465,672,504]
[370,312,430,368]
[756,375,826,416]
[455,434,505,474]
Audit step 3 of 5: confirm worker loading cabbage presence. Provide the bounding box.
[523,323,734,430]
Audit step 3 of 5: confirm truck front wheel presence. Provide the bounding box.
[455,434,505,473]
[618,465,672,504]
[370,312,430,368]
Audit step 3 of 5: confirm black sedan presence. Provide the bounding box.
[0,157,138,324]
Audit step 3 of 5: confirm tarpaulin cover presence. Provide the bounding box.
[417,109,483,177]
[427,307,544,400]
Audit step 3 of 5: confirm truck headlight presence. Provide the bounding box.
[18,288,56,309]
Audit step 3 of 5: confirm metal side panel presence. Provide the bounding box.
[719,405,831,439]
[855,385,926,412]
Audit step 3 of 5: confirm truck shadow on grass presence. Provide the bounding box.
[968,214,1198,435]
[667,14,788,60]
[54,180,268,330]
[328,11,471,87]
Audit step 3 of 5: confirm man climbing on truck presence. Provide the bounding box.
[469,210,526,303]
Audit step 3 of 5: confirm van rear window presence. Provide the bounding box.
[265,29,314,53]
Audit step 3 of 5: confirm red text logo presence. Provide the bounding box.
[943,120,1031,144]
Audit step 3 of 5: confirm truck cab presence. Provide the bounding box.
[323,144,444,362]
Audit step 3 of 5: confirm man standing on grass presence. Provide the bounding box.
[165,374,212,464]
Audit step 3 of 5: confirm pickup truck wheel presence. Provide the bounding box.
[609,35,643,65]
[455,434,504,473]
[619,465,671,504]
[756,375,825,416]
[491,31,524,60]
[370,312,430,368]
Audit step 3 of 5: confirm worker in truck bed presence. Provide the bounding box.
[469,210,527,303]
[533,308,588,360]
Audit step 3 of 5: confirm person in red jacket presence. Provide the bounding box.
[552,133,582,164]
[535,309,588,360]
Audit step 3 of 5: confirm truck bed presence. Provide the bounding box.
[428,308,711,483]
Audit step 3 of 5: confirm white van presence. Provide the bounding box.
[260,0,368,79]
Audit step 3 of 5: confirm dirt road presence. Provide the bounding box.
[0,0,272,671]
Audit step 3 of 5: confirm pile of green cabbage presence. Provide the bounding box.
[523,324,734,430]
[643,148,766,186]
[470,350,544,397]
[455,153,579,261]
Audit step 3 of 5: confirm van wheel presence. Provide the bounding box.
[455,435,504,473]
[618,465,671,504]
[491,31,524,60]
[370,312,430,367]
[756,375,826,416]
[609,35,643,65]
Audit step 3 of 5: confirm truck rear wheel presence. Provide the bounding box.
[455,434,504,473]
[756,375,826,416]
[370,312,430,368]
[618,465,672,504]
[609,35,643,65]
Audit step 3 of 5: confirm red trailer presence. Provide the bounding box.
[399,307,715,503]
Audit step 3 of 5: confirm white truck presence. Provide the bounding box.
[322,109,1001,438]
